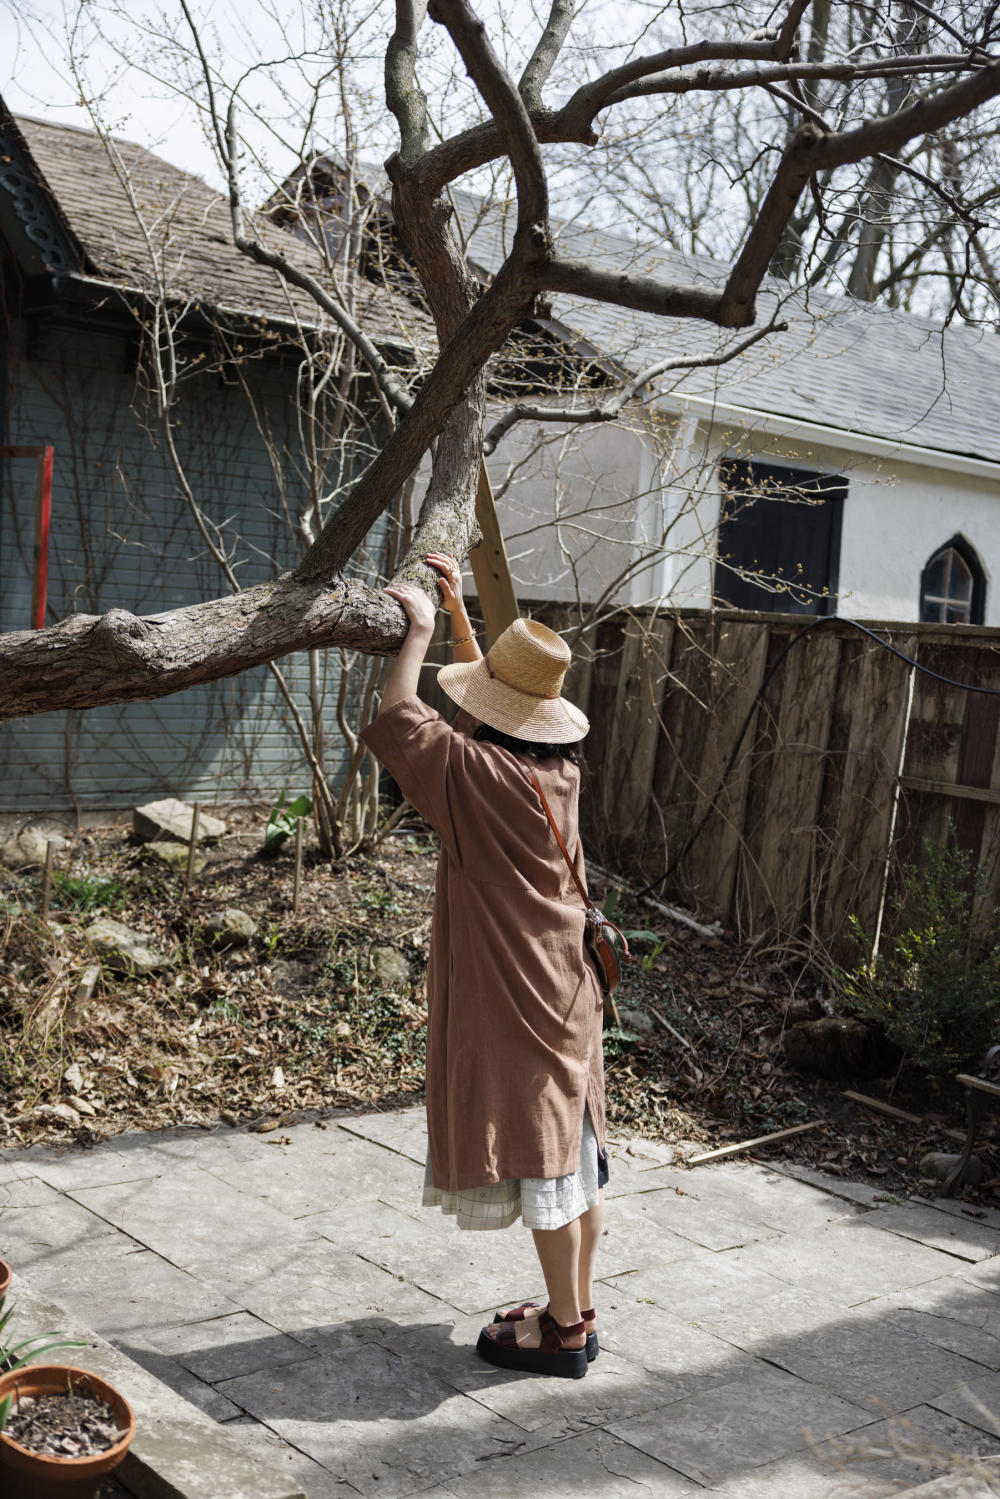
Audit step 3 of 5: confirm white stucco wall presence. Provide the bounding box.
[439,403,999,624]
[484,413,661,607]
[639,414,1000,623]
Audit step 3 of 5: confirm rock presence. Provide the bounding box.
[86,917,174,975]
[143,841,209,874]
[133,798,227,844]
[783,1016,896,1079]
[618,1005,657,1035]
[919,1150,985,1187]
[202,908,257,946]
[372,945,411,989]
[75,964,102,1002]
[1,828,71,869]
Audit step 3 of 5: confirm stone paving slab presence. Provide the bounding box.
[434,1428,701,1497]
[726,1213,969,1305]
[68,1166,317,1268]
[608,1359,873,1484]
[873,1204,1000,1264]
[874,1280,1000,1371]
[4,1108,1000,1499]
[215,1341,539,1499]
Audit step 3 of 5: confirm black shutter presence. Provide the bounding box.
[714,459,846,616]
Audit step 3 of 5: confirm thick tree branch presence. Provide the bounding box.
[429,0,548,233]
[411,56,984,199]
[722,57,1000,325]
[601,55,978,110]
[295,250,541,582]
[0,578,408,724]
[519,0,576,109]
[541,259,725,323]
[225,101,413,417]
[386,0,430,165]
[775,0,810,62]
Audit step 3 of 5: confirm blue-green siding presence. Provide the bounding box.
[1,315,378,812]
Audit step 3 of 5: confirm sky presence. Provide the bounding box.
[0,0,400,195]
[0,0,559,197]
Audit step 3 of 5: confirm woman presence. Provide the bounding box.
[360,552,606,1381]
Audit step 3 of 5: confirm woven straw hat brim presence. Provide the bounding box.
[437,658,589,743]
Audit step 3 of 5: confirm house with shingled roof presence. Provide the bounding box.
[284,158,1000,628]
[0,105,428,814]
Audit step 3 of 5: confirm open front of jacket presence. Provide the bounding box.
[360,697,605,1192]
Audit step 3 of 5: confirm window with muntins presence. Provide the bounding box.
[919,537,985,625]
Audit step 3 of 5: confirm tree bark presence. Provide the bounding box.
[0,578,407,723]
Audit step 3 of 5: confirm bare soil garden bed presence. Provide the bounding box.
[1,809,994,1201]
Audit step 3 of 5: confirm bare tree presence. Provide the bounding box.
[3,0,1000,723]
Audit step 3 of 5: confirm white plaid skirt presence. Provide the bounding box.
[422,1106,601,1231]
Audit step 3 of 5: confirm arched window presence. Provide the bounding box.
[919,537,985,625]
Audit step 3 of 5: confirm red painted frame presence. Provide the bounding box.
[0,444,54,628]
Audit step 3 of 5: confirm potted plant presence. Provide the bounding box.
[0,1363,135,1498]
[0,1258,10,1301]
[0,1272,134,1496]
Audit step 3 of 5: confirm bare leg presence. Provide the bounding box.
[578,1190,604,1313]
[485,1216,585,1348]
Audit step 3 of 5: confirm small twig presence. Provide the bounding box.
[40,840,55,921]
[646,1003,696,1052]
[293,819,304,915]
[688,1120,821,1165]
[185,803,201,893]
[844,1090,965,1145]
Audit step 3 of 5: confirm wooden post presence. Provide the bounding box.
[41,839,55,920]
[185,803,201,892]
[468,463,518,644]
[293,818,304,914]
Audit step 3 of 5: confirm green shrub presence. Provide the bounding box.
[50,870,128,912]
[838,833,1000,1088]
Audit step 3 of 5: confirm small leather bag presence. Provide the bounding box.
[527,771,629,1022]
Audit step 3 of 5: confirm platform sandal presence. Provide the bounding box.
[477,1309,588,1379]
[493,1302,599,1362]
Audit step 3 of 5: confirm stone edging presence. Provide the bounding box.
[3,1277,306,1499]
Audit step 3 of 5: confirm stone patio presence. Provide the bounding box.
[2,1108,999,1497]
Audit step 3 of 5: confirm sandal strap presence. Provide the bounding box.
[537,1309,586,1351]
[582,1307,596,1322]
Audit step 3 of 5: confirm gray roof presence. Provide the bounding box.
[460,202,1000,467]
[4,112,430,353]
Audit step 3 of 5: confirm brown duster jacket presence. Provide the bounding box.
[360,696,605,1191]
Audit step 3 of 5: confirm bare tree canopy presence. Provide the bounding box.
[3,0,1000,723]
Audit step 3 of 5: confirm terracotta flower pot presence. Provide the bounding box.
[0,1364,135,1499]
[0,1259,11,1300]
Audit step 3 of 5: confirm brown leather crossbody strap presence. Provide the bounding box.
[527,770,591,908]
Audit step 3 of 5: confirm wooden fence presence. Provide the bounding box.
[426,606,1000,954]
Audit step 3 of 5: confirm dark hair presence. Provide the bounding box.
[474,722,588,775]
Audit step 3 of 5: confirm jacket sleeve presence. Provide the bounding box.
[360,696,462,861]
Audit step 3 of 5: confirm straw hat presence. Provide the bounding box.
[437,618,589,743]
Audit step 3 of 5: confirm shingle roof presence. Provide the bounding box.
[6,113,431,356]
[462,209,1000,467]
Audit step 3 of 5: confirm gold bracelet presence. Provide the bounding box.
[451,632,476,647]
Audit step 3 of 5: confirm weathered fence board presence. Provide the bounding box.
[684,621,769,920]
[426,599,1000,949]
[817,634,915,956]
[752,629,841,935]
